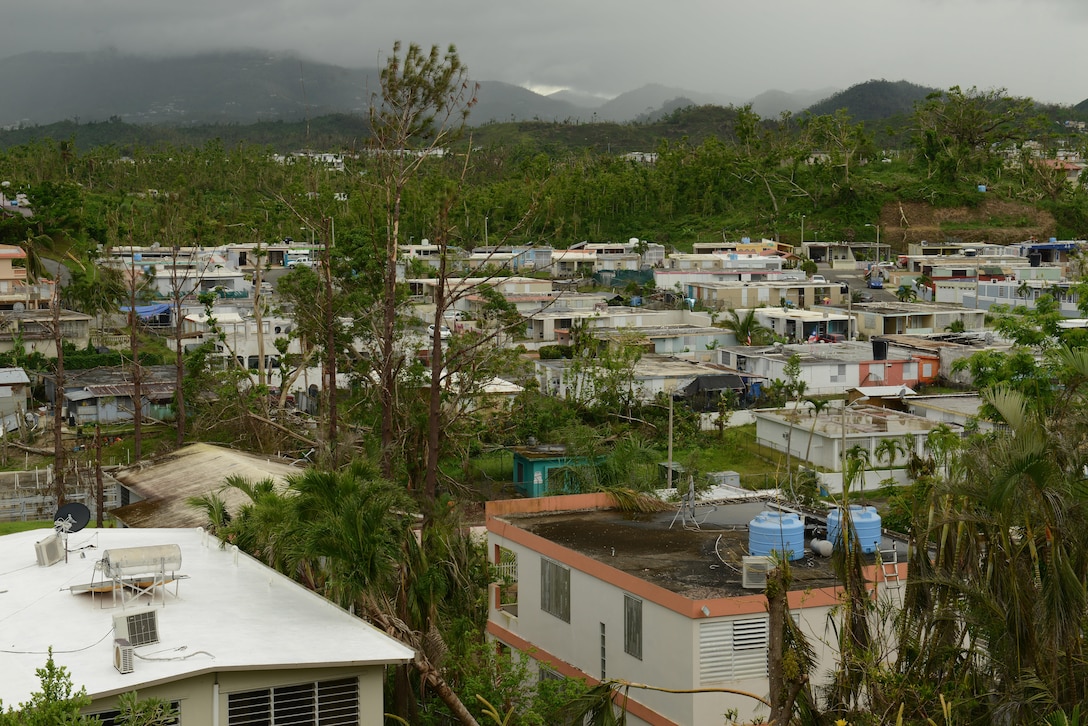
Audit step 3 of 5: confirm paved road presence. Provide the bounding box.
[818,264,899,303]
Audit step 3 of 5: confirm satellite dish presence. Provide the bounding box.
[54,502,91,534]
[12,302,24,312]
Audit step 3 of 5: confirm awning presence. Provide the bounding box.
[120,303,172,319]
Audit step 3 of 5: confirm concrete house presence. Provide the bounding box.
[682,280,845,311]
[0,526,412,724]
[841,302,987,337]
[486,493,907,725]
[524,307,713,346]
[0,244,53,310]
[0,367,30,431]
[753,403,958,490]
[717,341,940,396]
[0,308,92,357]
[535,353,737,404]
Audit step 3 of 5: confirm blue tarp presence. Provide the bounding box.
[119,303,172,319]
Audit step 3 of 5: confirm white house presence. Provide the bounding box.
[486,493,907,726]
[524,307,713,345]
[753,403,959,489]
[717,340,941,396]
[535,352,747,403]
[0,526,412,724]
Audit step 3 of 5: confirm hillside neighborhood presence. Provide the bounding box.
[2,63,1088,725]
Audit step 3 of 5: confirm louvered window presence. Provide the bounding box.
[227,677,359,725]
[699,616,768,684]
[540,558,570,622]
[623,595,642,660]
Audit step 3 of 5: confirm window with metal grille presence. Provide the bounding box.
[623,595,642,660]
[699,616,769,684]
[227,677,359,725]
[540,558,570,622]
[91,701,180,725]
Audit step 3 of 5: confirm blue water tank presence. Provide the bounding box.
[827,505,882,554]
[977,185,987,193]
[748,512,804,561]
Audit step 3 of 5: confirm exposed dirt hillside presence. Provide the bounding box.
[877,200,1056,252]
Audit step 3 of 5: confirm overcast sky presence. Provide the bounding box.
[5,0,1087,105]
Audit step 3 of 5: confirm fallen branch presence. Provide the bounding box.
[245,411,318,447]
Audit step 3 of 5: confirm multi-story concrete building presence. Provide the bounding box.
[487,493,907,725]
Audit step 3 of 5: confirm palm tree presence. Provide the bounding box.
[895,284,918,303]
[214,465,484,726]
[802,398,831,467]
[63,260,125,335]
[874,437,907,486]
[845,444,871,495]
[721,308,771,346]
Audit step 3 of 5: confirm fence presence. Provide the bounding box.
[0,465,121,523]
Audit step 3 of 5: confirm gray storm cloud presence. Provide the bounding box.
[3,0,1086,104]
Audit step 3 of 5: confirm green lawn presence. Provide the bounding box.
[0,520,53,536]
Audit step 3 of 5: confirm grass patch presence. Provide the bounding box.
[0,520,53,536]
[671,425,788,490]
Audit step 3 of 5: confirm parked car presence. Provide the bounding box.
[856,291,875,302]
[811,274,827,283]
[867,277,884,289]
[427,324,452,340]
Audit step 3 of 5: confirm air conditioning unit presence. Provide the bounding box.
[113,608,160,647]
[34,533,65,567]
[113,639,134,674]
[741,556,775,590]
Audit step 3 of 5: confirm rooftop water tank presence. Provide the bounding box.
[748,511,804,561]
[827,505,882,554]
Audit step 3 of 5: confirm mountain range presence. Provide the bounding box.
[0,50,839,129]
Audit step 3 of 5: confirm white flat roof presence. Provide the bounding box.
[0,527,413,704]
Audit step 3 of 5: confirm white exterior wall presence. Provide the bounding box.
[755,413,926,472]
[488,530,853,726]
[726,353,861,396]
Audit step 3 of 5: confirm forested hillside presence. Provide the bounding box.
[2,85,1086,257]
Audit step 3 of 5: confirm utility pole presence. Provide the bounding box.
[95,424,103,527]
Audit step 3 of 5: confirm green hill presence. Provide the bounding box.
[804,79,938,122]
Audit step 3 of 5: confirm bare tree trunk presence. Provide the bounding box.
[379,189,401,480]
[253,248,267,390]
[129,306,143,462]
[366,605,480,726]
[321,217,338,463]
[173,306,186,447]
[51,296,66,506]
[424,237,447,506]
[94,424,103,527]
